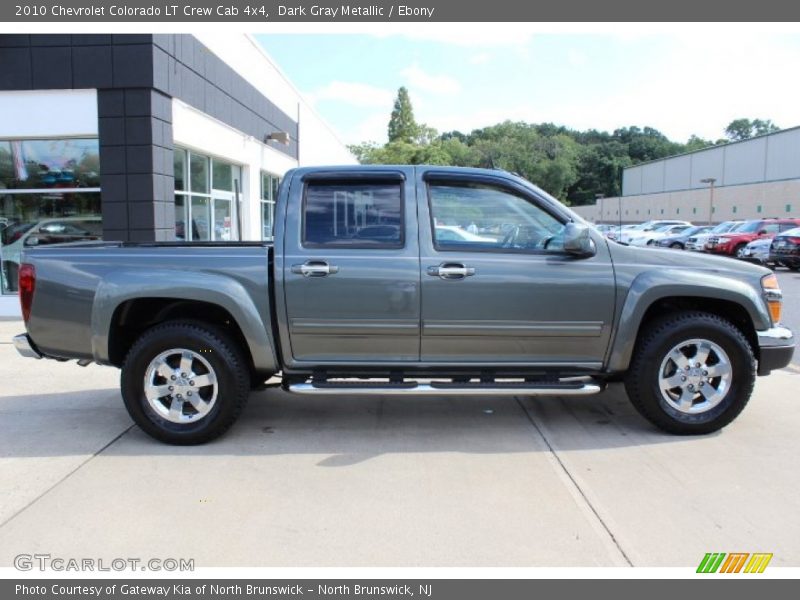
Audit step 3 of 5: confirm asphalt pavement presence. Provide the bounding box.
[0,318,798,568]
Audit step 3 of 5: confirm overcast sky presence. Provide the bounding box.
[256,28,800,146]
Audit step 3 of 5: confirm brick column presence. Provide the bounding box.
[98,88,175,242]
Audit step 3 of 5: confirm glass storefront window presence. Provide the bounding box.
[261,171,280,241]
[191,196,211,241]
[1,190,101,293]
[212,159,233,192]
[189,153,209,195]
[1,137,101,294]
[214,198,233,241]
[174,148,240,242]
[174,151,186,191]
[0,139,100,190]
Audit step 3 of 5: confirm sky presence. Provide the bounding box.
[256,28,800,146]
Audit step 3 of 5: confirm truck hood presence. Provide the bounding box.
[607,239,771,278]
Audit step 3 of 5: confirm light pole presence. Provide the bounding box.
[700,177,716,225]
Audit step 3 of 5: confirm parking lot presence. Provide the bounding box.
[1,275,799,569]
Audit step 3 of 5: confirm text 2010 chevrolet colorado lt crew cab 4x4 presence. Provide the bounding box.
[13,166,795,444]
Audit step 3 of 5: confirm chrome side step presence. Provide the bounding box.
[287,380,603,396]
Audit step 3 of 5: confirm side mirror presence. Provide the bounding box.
[24,235,39,247]
[758,230,768,236]
[563,222,597,257]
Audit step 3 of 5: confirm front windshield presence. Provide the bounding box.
[735,221,762,234]
[711,222,733,233]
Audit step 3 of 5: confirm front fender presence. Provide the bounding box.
[90,269,278,373]
[606,269,771,373]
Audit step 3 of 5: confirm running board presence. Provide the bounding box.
[287,380,603,396]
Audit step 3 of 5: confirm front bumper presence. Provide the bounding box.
[757,326,795,375]
[13,334,43,359]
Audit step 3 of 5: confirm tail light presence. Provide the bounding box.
[18,263,36,324]
[784,236,800,245]
[761,274,782,324]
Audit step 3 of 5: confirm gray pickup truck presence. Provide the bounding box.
[13,166,795,444]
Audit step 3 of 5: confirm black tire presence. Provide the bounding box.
[733,243,747,258]
[624,311,755,435]
[121,321,250,445]
[670,242,683,249]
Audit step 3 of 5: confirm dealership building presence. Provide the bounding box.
[572,126,800,225]
[0,33,355,315]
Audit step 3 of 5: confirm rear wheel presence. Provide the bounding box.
[121,321,250,444]
[624,311,755,435]
[670,242,683,249]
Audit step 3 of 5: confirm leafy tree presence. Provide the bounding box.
[352,100,779,205]
[725,118,780,141]
[387,87,418,143]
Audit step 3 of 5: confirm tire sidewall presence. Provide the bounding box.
[121,323,247,444]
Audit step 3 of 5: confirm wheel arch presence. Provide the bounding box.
[606,272,769,374]
[91,270,278,377]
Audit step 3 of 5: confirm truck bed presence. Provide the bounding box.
[22,242,277,371]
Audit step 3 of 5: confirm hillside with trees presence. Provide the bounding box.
[349,88,779,206]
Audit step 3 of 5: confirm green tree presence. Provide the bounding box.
[725,118,780,141]
[387,87,418,143]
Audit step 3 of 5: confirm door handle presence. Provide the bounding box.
[291,260,339,277]
[426,263,476,280]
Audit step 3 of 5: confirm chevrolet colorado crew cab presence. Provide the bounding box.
[13,166,795,444]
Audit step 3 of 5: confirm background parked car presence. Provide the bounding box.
[656,225,713,249]
[770,226,800,271]
[706,218,800,257]
[738,237,775,267]
[1,216,101,292]
[685,220,743,251]
[628,223,693,247]
[618,220,691,244]
[434,225,496,244]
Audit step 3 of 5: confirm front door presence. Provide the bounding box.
[282,169,420,363]
[418,173,616,368]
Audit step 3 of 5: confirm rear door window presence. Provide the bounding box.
[303,181,403,248]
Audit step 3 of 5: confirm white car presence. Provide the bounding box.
[685,220,744,251]
[434,225,496,244]
[738,236,774,266]
[1,217,101,292]
[618,220,691,244]
[626,223,693,246]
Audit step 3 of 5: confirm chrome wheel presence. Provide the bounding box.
[658,338,732,414]
[143,348,218,424]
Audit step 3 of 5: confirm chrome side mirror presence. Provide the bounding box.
[563,222,597,257]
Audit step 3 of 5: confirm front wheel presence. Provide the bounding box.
[121,321,250,444]
[624,311,755,435]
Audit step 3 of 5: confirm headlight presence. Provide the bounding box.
[761,274,782,324]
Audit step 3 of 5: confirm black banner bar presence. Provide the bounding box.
[5,579,800,600]
[3,0,800,22]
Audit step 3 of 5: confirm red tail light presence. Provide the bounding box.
[18,263,36,324]
[785,237,800,245]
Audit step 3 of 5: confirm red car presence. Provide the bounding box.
[706,218,800,257]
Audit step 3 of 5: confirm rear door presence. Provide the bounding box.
[281,169,420,364]
[417,171,616,368]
